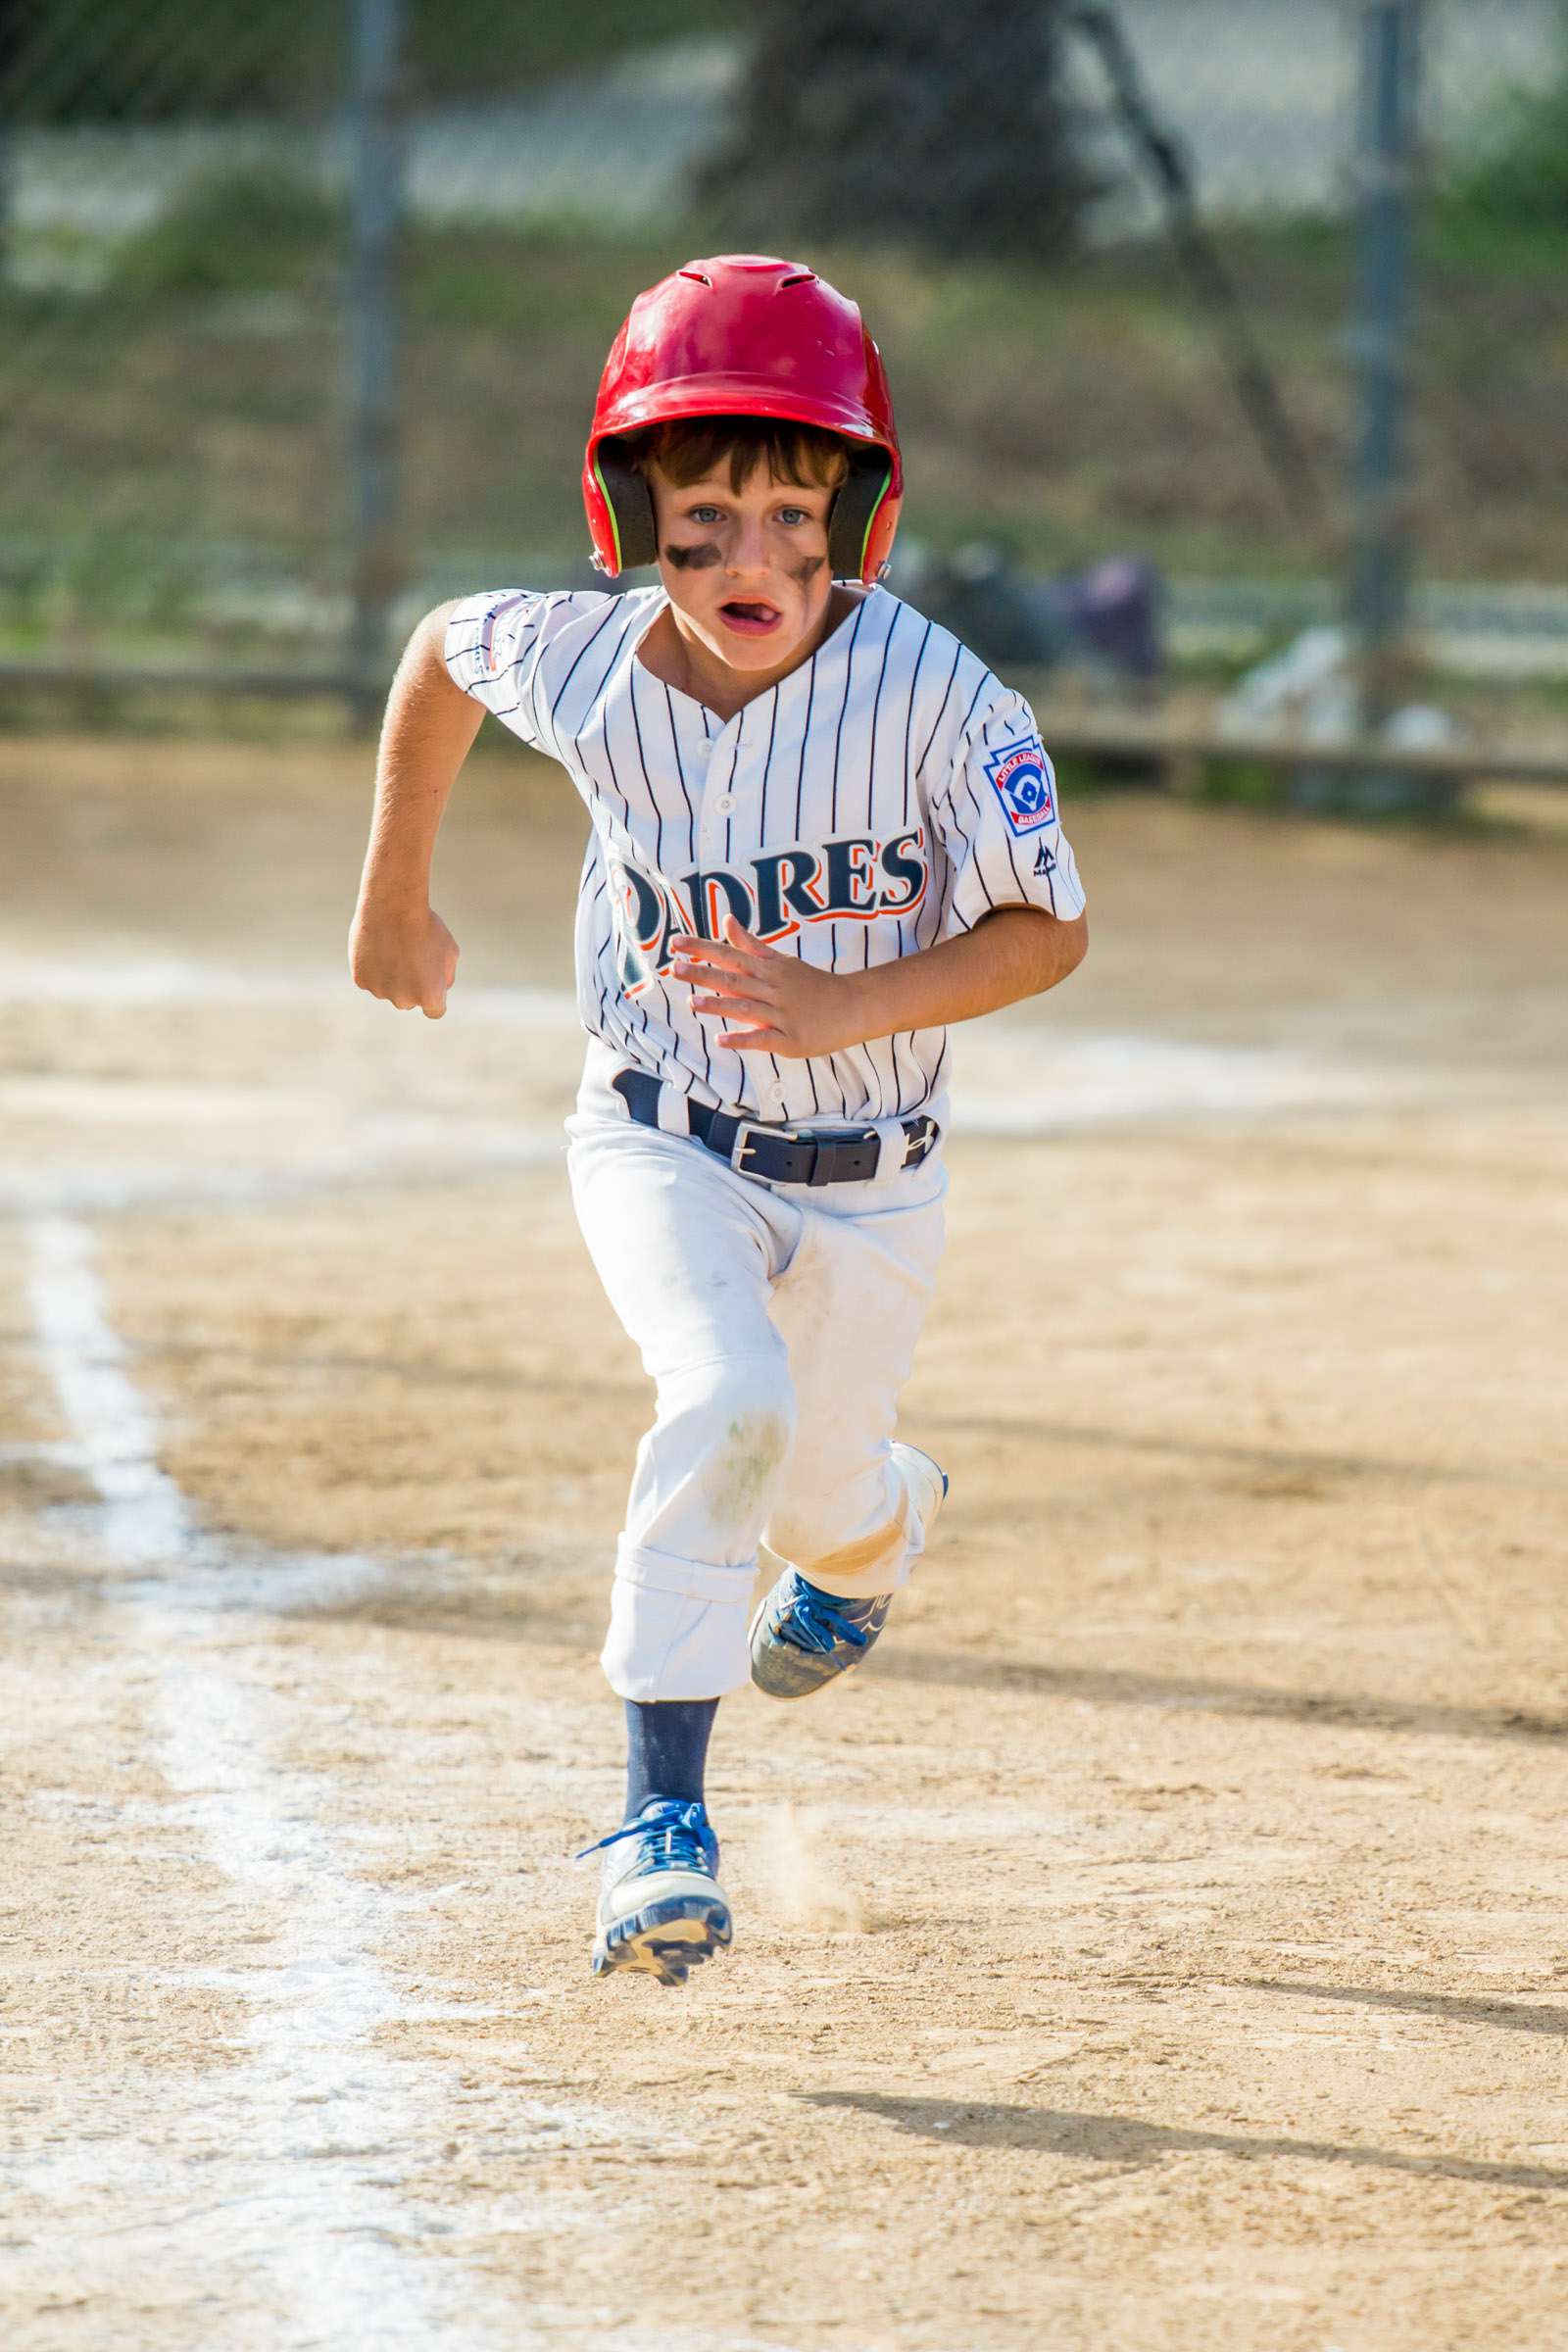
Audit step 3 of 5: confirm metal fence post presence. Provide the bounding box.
[0,1,20,276]
[346,0,405,732]
[1343,0,1423,807]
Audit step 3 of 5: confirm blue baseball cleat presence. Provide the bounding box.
[750,1443,948,1699]
[578,1797,732,1986]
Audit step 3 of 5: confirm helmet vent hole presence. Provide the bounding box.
[678,270,713,287]
[779,271,815,288]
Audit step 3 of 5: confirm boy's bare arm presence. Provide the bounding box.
[349,602,483,1018]
[671,904,1089,1060]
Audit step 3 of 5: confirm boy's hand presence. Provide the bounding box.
[349,899,460,1019]
[669,915,868,1058]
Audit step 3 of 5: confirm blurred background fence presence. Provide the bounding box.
[2,0,1566,777]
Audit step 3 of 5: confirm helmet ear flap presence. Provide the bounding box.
[593,441,659,572]
[828,451,896,584]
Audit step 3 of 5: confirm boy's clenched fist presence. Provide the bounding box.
[349,898,460,1019]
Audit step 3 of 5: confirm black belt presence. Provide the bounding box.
[612,1068,939,1188]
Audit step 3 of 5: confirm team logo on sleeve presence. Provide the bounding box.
[479,590,537,673]
[983,734,1056,835]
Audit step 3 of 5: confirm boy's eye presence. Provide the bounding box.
[687,505,723,523]
[777,507,809,525]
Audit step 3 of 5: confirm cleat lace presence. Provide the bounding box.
[778,1583,874,1657]
[576,1798,716,1875]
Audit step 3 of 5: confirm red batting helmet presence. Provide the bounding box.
[582,254,903,589]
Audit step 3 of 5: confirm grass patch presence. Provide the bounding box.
[115,170,343,299]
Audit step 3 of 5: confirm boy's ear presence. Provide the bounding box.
[595,443,659,571]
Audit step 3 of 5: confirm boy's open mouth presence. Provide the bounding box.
[718,600,782,636]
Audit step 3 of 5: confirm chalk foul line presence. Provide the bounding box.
[24,1212,518,2350]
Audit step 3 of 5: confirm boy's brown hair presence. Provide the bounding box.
[623,414,852,495]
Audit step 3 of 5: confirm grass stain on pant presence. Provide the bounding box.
[707,1409,791,1533]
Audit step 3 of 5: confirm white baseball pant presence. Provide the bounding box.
[566,1054,948,1701]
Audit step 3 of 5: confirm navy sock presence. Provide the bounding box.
[623,1697,719,1821]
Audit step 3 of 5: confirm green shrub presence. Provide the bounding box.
[1436,72,1568,250]
[113,170,339,298]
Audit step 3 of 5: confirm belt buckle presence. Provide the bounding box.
[733,1116,797,1176]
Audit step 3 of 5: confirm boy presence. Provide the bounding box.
[350,255,1088,1987]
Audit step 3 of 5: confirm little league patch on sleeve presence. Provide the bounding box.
[982,735,1057,834]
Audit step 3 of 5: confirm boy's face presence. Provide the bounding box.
[648,455,837,674]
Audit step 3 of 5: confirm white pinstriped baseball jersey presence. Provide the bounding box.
[444,581,1086,1127]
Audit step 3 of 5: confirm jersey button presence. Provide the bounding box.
[713,792,736,814]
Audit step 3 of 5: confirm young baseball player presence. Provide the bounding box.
[351,256,1088,1987]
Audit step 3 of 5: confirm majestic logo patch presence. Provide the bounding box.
[984,734,1056,835]
[1032,840,1056,877]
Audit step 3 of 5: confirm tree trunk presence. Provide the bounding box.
[696,0,1102,263]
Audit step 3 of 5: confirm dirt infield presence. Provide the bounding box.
[3,734,1567,2351]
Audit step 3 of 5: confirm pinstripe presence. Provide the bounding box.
[953,769,1000,912]
[890,613,934,1086]
[657,679,699,861]
[793,650,817,836]
[722,703,740,866]
[819,600,871,1117]
[828,595,869,835]
[748,690,788,1102]
[914,638,963,779]
[758,688,779,838]
[900,615,932,831]
[954,662,998,748]
[583,862,613,1036]
[551,597,625,748]
[600,686,662,1062]
[712,707,749,1105]
[863,601,896,947]
[841,598,893,1104]
[629,665,710,1094]
[784,641,823,1117]
[998,818,1034,905]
